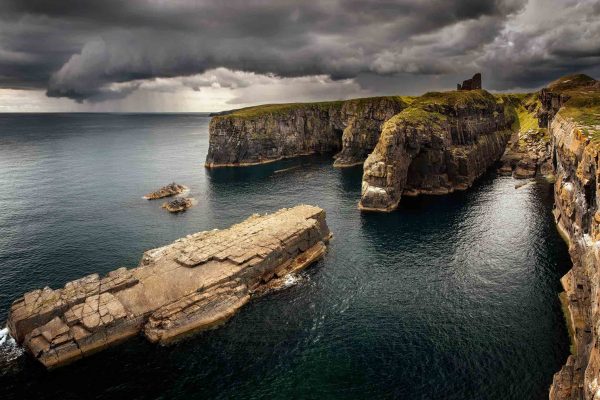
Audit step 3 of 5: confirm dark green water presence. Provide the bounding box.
[0,113,570,399]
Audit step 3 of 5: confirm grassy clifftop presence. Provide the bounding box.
[414,89,497,109]
[387,89,503,127]
[550,74,600,139]
[548,73,597,92]
[212,96,412,120]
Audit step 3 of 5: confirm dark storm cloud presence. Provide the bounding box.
[0,0,597,101]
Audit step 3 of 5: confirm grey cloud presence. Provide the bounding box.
[0,0,597,102]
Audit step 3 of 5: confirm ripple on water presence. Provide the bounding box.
[0,114,571,400]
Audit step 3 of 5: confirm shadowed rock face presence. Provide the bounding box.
[358,90,513,212]
[205,97,407,168]
[7,205,331,368]
[542,74,600,400]
[333,97,408,167]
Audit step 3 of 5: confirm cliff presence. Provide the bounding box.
[497,93,553,179]
[6,205,331,368]
[205,97,408,168]
[540,74,600,399]
[358,90,513,211]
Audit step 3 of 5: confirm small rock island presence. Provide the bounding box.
[143,182,188,200]
[6,205,331,368]
[162,197,194,213]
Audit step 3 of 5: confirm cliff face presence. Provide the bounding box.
[497,94,553,179]
[7,205,331,368]
[358,90,513,211]
[542,74,600,400]
[205,97,407,167]
[333,97,408,167]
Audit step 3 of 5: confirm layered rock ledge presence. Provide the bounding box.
[358,90,513,212]
[205,97,408,168]
[7,205,331,368]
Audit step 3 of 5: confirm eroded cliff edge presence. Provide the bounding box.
[540,74,600,399]
[7,205,331,368]
[358,90,513,211]
[206,85,518,213]
[205,97,409,168]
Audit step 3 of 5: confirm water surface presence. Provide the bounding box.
[0,113,570,399]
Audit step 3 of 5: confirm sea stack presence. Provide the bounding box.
[7,205,331,368]
[358,88,513,212]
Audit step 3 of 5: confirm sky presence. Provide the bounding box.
[0,0,599,112]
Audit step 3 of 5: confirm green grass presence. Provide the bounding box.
[414,89,497,110]
[218,100,345,119]
[514,104,540,131]
[216,96,410,120]
[549,75,600,142]
[379,90,505,134]
[548,73,596,92]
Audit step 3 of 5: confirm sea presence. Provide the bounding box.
[0,113,571,399]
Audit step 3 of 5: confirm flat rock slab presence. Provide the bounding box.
[7,205,331,368]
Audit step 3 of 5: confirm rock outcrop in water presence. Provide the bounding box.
[162,197,193,213]
[539,74,600,399]
[6,205,331,368]
[144,183,187,200]
[205,97,408,168]
[358,90,513,211]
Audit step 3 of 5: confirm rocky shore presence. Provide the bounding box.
[6,205,331,368]
[144,183,187,200]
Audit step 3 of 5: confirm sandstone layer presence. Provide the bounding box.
[358,90,513,212]
[7,205,331,368]
[205,97,408,168]
[540,74,600,399]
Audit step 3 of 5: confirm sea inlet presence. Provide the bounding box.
[0,113,570,399]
